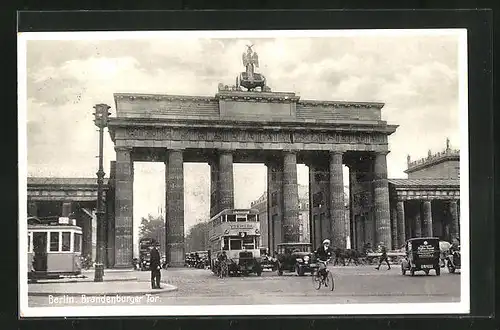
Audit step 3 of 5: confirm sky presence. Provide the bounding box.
[21,30,464,249]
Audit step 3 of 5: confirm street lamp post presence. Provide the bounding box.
[93,103,111,282]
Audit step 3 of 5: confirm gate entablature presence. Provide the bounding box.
[113,91,386,123]
[109,91,397,154]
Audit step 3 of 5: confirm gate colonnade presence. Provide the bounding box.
[105,89,397,268]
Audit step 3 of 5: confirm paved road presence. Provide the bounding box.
[28,265,460,307]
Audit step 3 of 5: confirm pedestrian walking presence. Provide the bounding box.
[375,241,391,270]
[149,244,162,289]
[218,251,228,278]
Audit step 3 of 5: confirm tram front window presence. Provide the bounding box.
[62,232,71,251]
[227,215,236,222]
[74,233,82,253]
[230,239,242,250]
[50,232,59,252]
[248,214,257,222]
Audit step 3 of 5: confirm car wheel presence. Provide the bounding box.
[296,265,305,276]
[448,263,455,273]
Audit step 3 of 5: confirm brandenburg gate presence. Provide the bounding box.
[105,47,398,267]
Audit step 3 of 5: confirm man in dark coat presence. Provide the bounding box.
[149,244,162,289]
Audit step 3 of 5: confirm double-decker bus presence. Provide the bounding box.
[27,216,83,279]
[208,208,263,276]
[138,237,159,271]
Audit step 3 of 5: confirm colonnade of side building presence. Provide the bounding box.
[390,199,460,249]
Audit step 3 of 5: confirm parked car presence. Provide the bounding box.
[275,242,319,276]
[401,237,441,276]
[258,247,277,271]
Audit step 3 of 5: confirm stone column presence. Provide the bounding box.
[422,200,433,237]
[165,149,185,267]
[306,162,315,247]
[62,202,72,217]
[114,147,134,268]
[396,200,406,248]
[349,168,356,249]
[209,158,219,218]
[218,151,234,212]
[360,215,366,249]
[282,151,300,243]
[28,202,38,217]
[267,159,283,252]
[373,152,392,249]
[329,151,345,249]
[106,161,116,268]
[390,206,398,249]
[448,200,459,240]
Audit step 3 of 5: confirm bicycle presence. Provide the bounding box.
[311,258,334,291]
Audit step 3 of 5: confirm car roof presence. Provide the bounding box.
[406,237,440,242]
[277,242,311,246]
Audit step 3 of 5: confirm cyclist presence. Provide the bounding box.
[315,239,334,283]
[450,237,460,254]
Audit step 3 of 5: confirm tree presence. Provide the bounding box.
[185,221,209,253]
[139,214,166,254]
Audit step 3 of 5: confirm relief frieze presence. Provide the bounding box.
[124,127,387,144]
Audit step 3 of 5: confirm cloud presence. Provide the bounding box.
[23,32,463,233]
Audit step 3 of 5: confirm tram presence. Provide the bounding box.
[27,216,83,279]
[208,208,263,276]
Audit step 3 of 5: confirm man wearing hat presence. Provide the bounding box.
[375,241,391,270]
[149,244,162,289]
[315,239,334,282]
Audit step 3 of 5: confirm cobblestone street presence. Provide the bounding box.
[28,265,461,307]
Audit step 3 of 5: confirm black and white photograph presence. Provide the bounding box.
[18,29,469,317]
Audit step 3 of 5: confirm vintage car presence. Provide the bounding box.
[401,237,441,276]
[217,251,262,276]
[275,242,318,276]
[139,255,151,271]
[233,251,263,276]
[258,247,277,271]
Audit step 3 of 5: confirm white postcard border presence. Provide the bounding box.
[18,28,470,317]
